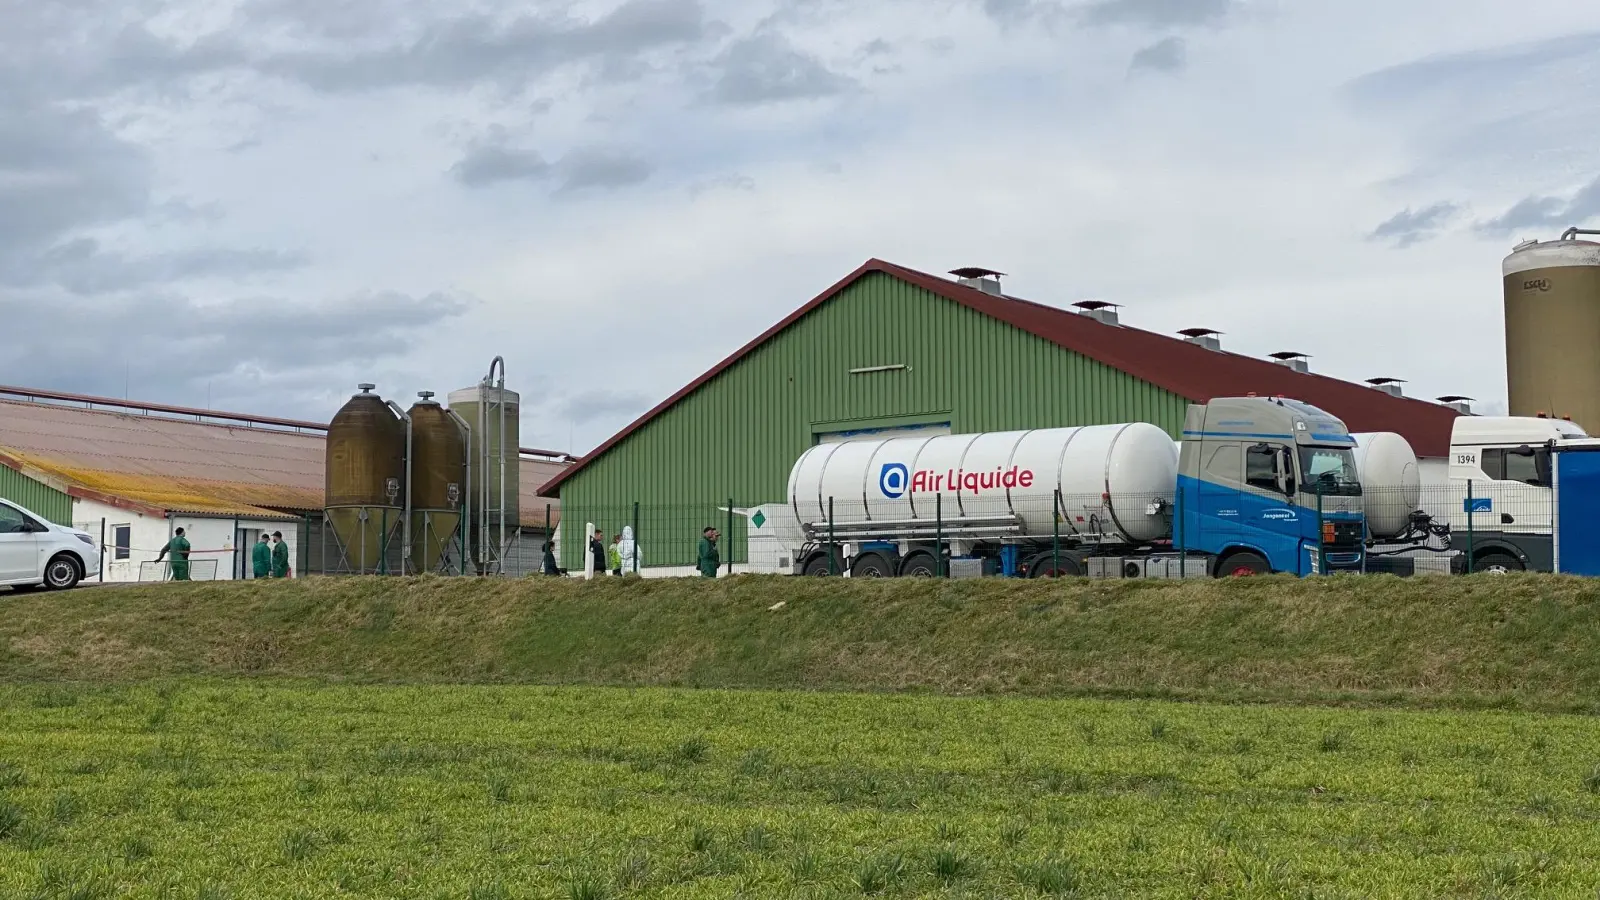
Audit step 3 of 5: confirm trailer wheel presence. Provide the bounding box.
[1028,554,1082,577]
[850,553,895,578]
[801,551,841,576]
[1217,551,1269,577]
[1473,551,1523,574]
[899,552,939,577]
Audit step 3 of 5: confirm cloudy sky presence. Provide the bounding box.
[4,0,1600,452]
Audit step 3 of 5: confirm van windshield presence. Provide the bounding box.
[1299,446,1361,496]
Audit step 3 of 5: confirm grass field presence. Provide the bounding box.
[4,680,1600,898]
[4,573,1600,711]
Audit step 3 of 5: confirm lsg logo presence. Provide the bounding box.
[1523,278,1551,292]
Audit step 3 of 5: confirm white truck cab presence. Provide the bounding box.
[0,498,98,591]
[1436,415,1591,571]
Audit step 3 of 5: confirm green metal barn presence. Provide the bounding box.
[537,260,1462,571]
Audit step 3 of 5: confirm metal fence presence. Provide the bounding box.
[138,560,221,582]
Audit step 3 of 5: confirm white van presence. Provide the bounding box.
[0,498,98,591]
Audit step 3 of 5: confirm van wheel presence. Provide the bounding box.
[1474,552,1523,574]
[1217,552,1269,577]
[44,555,82,590]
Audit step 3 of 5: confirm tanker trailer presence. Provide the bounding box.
[1349,432,1457,575]
[783,396,1367,579]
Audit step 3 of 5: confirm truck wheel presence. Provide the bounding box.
[44,555,82,590]
[1474,552,1523,574]
[898,552,938,577]
[1217,552,1269,578]
[850,553,895,578]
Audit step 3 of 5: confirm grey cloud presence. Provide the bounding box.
[451,144,552,187]
[709,34,852,106]
[1347,32,1600,110]
[551,389,654,426]
[690,173,756,197]
[10,239,309,294]
[556,148,653,193]
[450,136,651,193]
[259,0,712,92]
[1367,202,1459,248]
[0,96,150,253]
[1475,177,1600,237]
[1128,37,1186,74]
[0,287,472,418]
[1079,0,1237,28]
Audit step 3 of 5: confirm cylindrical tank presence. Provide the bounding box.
[788,423,1178,543]
[1503,231,1600,434]
[447,382,521,567]
[1349,432,1420,540]
[407,392,467,573]
[324,384,405,573]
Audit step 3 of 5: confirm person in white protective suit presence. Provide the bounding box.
[616,525,643,575]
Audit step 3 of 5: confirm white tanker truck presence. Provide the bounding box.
[758,396,1367,579]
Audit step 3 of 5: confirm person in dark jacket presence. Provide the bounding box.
[697,527,720,578]
[542,540,559,576]
[589,529,608,577]
[251,534,272,579]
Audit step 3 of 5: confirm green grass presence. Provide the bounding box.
[4,573,1600,711]
[2,681,1600,897]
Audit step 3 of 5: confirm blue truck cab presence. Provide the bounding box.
[1176,396,1365,576]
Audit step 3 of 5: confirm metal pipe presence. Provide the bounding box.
[386,400,414,575]
[1561,227,1600,241]
[489,357,507,573]
[446,407,473,576]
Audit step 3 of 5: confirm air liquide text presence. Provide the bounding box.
[908,466,1035,495]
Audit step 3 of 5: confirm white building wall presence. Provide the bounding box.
[71,497,299,582]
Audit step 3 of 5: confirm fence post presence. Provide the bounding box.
[1051,489,1061,577]
[1465,479,1475,574]
[1316,483,1326,576]
[936,492,944,578]
[379,508,388,576]
[727,498,734,577]
[632,501,640,575]
[827,497,836,576]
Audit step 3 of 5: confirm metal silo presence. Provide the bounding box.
[324,384,406,574]
[1503,227,1600,434]
[447,357,521,574]
[407,391,469,573]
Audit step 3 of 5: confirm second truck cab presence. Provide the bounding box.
[1177,397,1365,575]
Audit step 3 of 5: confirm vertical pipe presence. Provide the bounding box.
[827,496,836,576]
[727,498,734,577]
[232,515,240,580]
[546,503,553,573]
[1052,489,1060,577]
[1466,479,1475,574]
[99,518,106,582]
[632,501,640,575]
[935,492,943,578]
[447,408,473,576]
[488,355,507,574]
[478,385,488,569]
[386,400,413,575]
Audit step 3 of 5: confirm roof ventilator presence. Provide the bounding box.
[1268,351,1310,374]
[1071,300,1121,326]
[949,267,1005,296]
[1435,395,1474,415]
[1366,377,1406,398]
[1178,328,1222,351]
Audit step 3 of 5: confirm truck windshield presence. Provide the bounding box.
[1299,446,1361,496]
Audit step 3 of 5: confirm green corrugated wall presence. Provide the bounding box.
[0,464,73,525]
[557,272,1190,567]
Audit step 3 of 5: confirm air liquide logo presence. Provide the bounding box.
[879,463,909,499]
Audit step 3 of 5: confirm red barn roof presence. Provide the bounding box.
[538,259,1460,495]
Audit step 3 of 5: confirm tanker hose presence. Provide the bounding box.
[1561,227,1600,241]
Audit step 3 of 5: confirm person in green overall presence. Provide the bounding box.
[252,534,272,579]
[155,527,192,581]
[270,531,290,578]
[697,526,720,578]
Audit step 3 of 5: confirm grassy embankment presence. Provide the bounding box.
[3,573,1599,711]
